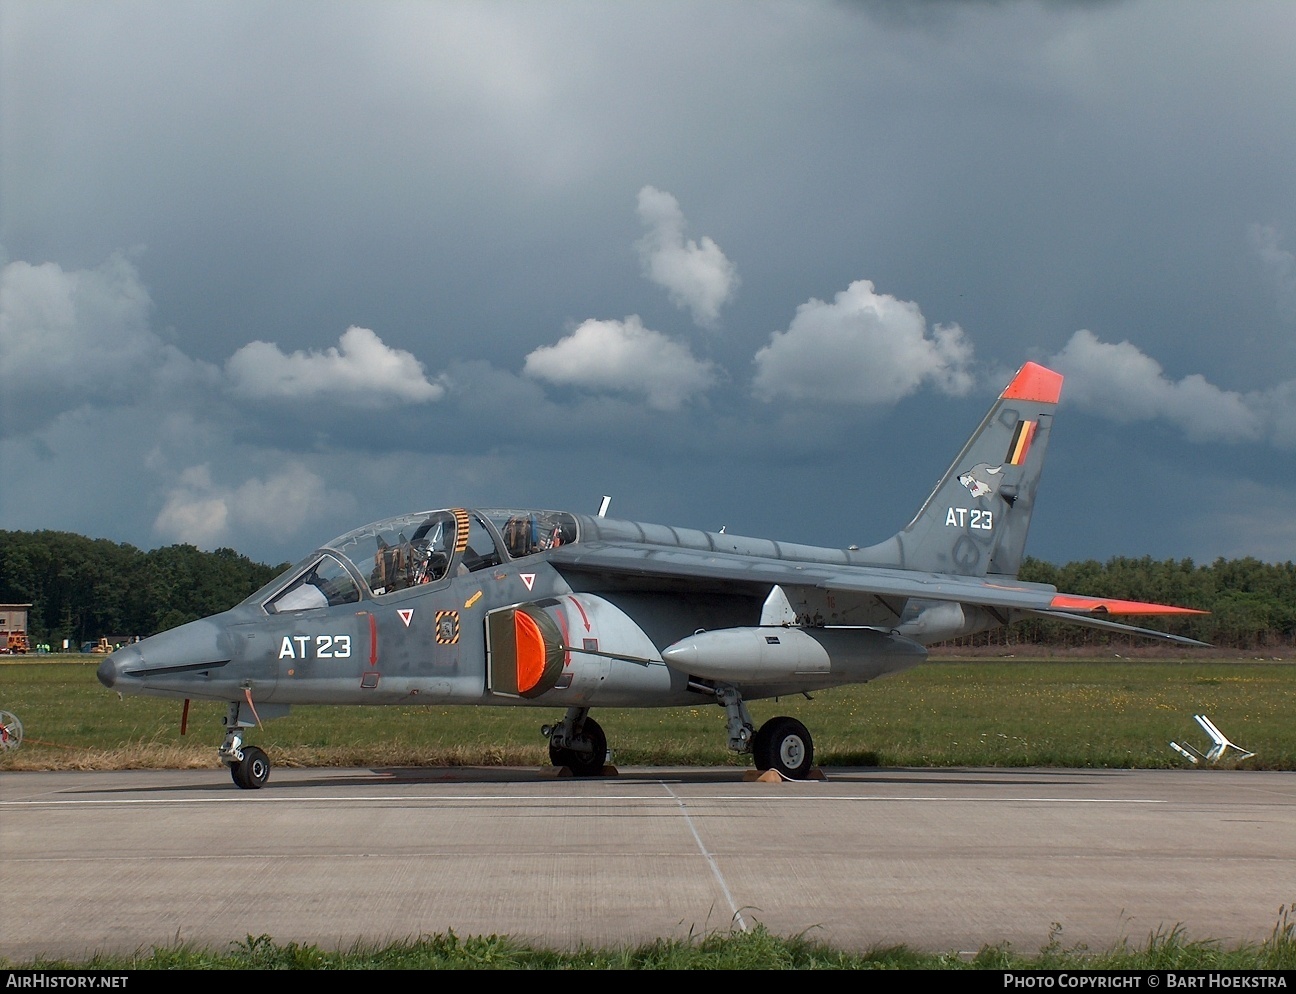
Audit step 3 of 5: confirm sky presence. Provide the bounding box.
[3,0,1296,570]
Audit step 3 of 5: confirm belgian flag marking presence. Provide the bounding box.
[1006,419,1037,466]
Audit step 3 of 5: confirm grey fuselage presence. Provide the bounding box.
[96,506,939,711]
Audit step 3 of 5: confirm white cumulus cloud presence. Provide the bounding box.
[522,315,718,410]
[1250,224,1296,324]
[1,253,151,377]
[751,279,974,404]
[0,252,207,432]
[1050,330,1264,444]
[225,326,446,405]
[153,463,352,549]
[635,186,738,328]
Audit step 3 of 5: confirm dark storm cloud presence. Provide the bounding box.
[3,1,1296,567]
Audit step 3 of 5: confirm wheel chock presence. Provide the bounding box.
[743,767,826,783]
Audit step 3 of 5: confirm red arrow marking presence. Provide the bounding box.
[571,596,592,632]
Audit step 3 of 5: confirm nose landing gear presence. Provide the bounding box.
[543,706,609,777]
[219,698,281,790]
[230,743,270,789]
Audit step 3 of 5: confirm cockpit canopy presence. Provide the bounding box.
[260,508,579,614]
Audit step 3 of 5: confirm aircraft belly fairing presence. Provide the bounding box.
[97,360,1210,786]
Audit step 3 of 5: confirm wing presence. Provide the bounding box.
[545,542,1210,647]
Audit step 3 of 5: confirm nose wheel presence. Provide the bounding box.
[544,707,608,777]
[219,699,273,789]
[230,745,270,789]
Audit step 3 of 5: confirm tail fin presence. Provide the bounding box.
[858,361,1063,578]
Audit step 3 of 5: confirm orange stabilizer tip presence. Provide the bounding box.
[514,611,546,694]
[1049,594,1208,616]
[1002,362,1063,404]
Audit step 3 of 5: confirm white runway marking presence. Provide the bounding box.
[664,783,747,931]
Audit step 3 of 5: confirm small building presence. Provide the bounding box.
[0,605,30,632]
[0,604,32,654]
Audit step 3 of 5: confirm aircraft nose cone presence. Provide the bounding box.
[97,646,138,689]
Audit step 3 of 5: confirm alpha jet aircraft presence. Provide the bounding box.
[98,361,1207,788]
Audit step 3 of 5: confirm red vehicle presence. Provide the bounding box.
[1,631,30,654]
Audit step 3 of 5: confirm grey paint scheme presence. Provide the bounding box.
[96,362,1205,783]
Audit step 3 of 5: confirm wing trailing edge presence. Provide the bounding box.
[1023,609,1211,648]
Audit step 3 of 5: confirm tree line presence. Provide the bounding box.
[3,529,1296,650]
[969,555,1296,650]
[0,530,287,647]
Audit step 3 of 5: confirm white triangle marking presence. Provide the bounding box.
[398,609,414,627]
[521,573,536,591]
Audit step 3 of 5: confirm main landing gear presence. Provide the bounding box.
[750,715,814,779]
[542,687,817,781]
[714,683,816,779]
[542,706,608,777]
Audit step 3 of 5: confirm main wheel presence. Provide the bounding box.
[753,716,814,779]
[231,745,270,789]
[749,722,772,770]
[549,716,607,777]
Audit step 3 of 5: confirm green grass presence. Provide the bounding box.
[11,915,1296,970]
[2,656,1293,771]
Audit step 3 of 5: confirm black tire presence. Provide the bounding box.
[753,716,814,779]
[549,716,607,777]
[749,723,772,770]
[231,745,270,789]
